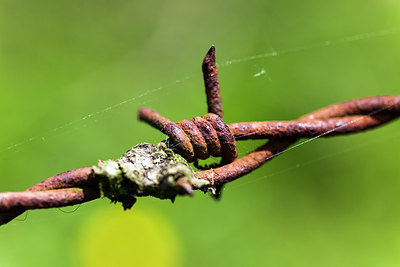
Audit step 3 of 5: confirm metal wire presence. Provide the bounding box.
[1,46,399,226]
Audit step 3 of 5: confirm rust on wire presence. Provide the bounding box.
[203,45,224,119]
[1,46,400,226]
[139,109,238,164]
[0,187,99,212]
[0,167,96,225]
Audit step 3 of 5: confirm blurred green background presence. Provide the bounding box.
[1,0,400,266]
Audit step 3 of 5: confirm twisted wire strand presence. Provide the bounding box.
[231,96,400,140]
[197,95,400,185]
[1,45,399,226]
[0,168,97,225]
[2,95,399,225]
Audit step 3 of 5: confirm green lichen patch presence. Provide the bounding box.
[93,143,210,209]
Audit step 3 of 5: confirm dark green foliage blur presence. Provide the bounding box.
[1,0,400,266]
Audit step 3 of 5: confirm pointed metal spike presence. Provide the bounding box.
[181,182,194,196]
[176,178,194,196]
[202,45,223,119]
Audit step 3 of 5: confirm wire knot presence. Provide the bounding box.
[138,108,238,164]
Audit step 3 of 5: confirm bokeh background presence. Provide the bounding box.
[1,0,400,266]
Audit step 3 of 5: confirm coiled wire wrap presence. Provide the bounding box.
[139,108,237,164]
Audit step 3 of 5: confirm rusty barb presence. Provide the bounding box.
[1,46,400,226]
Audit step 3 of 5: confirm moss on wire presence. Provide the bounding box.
[93,143,210,210]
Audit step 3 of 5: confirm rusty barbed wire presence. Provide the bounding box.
[0,46,399,226]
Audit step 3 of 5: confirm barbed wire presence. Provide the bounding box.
[1,46,399,226]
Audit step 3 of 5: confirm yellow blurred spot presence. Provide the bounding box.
[75,207,181,267]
